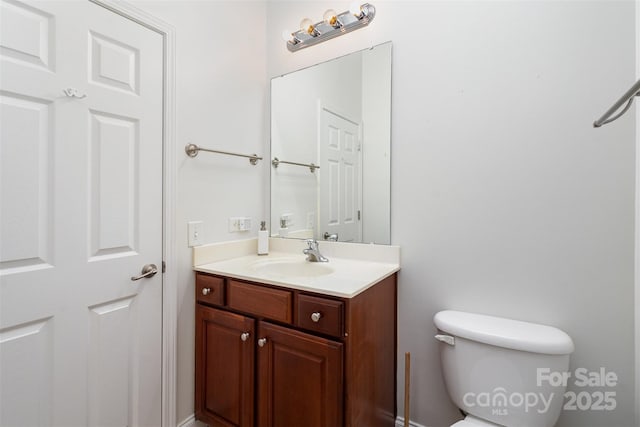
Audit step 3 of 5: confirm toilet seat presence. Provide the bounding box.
[451,415,502,427]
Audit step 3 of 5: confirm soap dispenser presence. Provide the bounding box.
[258,221,269,255]
[279,218,289,238]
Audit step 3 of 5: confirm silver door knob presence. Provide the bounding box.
[258,338,267,347]
[311,312,322,322]
[323,232,338,241]
[131,264,158,281]
[202,288,211,295]
[240,332,250,342]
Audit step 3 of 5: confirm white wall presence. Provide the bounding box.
[266,2,637,427]
[131,1,637,426]
[131,1,267,424]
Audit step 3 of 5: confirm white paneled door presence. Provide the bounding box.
[319,107,362,243]
[0,1,163,426]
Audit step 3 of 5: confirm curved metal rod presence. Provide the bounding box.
[595,95,637,127]
[185,143,262,165]
[594,78,640,127]
[271,157,319,173]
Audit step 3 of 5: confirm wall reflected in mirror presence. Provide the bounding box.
[270,41,392,244]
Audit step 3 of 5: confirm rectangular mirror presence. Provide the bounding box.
[270,41,392,244]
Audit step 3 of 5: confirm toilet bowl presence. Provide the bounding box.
[434,310,574,427]
[450,415,503,427]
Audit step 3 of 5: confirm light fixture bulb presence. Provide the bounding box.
[323,9,338,26]
[299,18,315,34]
[349,2,362,17]
[281,29,294,42]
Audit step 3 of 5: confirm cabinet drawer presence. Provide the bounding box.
[296,294,344,337]
[228,280,292,323]
[195,273,224,306]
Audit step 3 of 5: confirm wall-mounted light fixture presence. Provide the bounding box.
[282,3,376,52]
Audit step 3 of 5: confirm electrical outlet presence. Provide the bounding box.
[187,221,204,247]
[228,217,252,232]
[240,217,252,231]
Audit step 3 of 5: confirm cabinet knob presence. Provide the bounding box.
[240,332,250,342]
[311,312,322,322]
[258,338,267,347]
[201,288,211,295]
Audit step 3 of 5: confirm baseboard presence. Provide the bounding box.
[176,414,195,427]
[395,416,429,427]
[177,414,207,427]
[181,413,427,427]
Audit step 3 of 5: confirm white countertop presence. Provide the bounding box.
[193,238,400,298]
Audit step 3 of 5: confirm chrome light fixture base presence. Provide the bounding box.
[286,3,376,52]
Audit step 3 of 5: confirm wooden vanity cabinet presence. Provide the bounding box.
[195,271,397,427]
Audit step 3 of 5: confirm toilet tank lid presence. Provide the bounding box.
[434,310,574,355]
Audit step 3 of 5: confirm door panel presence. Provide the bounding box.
[319,107,362,242]
[0,0,55,71]
[89,30,139,95]
[88,110,139,259]
[0,1,163,425]
[0,92,53,272]
[0,317,53,427]
[87,297,136,427]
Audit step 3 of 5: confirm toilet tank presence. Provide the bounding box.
[434,311,574,427]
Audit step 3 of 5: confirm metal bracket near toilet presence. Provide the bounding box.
[435,334,455,346]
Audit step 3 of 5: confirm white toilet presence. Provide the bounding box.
[434,310,575,427]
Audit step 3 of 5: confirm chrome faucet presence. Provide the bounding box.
[303,239,328,262]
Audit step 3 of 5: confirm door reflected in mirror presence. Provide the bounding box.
[270,41,392,244]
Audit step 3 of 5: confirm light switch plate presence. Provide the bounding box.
[188,221,204,247]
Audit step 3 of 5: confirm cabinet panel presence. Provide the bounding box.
[196,273,225,305]
[345,274,397,427]
[296,294,344,337]
[228,280,292,323]
[257,321,343,427]
[196,305,255,427]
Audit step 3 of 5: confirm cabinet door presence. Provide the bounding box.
[196,305,255,427]
[257,321,343,427]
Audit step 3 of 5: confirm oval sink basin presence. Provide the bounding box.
[250,258,334,278]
